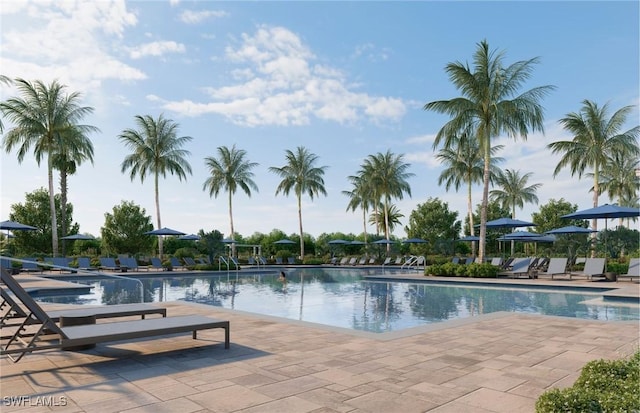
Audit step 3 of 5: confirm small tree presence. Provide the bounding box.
[405,198,461,255]
[101,201,154,256]
[9,188,78,256]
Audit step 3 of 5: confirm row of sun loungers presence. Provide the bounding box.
[0,269,230,363]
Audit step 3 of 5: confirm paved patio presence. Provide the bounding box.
[1,273,638,412]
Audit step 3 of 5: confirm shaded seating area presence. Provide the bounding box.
[0,270,230,363]
[149,257,166,271]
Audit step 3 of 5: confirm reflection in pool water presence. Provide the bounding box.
[38,267,639,333]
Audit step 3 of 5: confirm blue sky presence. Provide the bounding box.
[1,1,638,240]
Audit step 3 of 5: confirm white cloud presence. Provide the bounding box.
[0,1,143,101]
[160,25,407,126]
[128,41,186,59]
[179,9,228,24]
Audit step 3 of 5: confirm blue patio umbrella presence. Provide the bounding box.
[178,234,201,241]
[402,238,428,244]
[372,239,396,245]
[328,239,349,245]
[144,227,185,236]
[274,239,296,245]
[0,220,38,231]
[545,225,597,235]
[349,240,367,245]
[482,217,535,228]
[458,235,480,242]
[61,234,95,240]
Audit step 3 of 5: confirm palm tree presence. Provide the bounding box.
[548,100,639,234]
[589,153,639,228]
[368,203,404,235]
[435,132,504,254]
[342,174,375,244]
[424,40,554,262]
[1,78,97,255]
[269,146,327,259]
[119,114,193,258]
[51,126,95,255]
[361,150,413,243]
[203,145,259,255]
[489,169,541,219]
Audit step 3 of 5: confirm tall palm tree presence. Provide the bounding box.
[435,132,504,254]
[361,150,413,243]
[269,146,327,259]
[424,40,554,261]
[51,126,95,255]
[342,174,375,244]
[489,169,541,219]
[203,144,259,255]
[1,78,97,255]
[548,100,639,234]
[119,114,192,258]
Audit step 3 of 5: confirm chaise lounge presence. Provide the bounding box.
[0,270,230,363]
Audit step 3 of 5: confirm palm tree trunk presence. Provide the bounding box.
[479,150,491,262]
[48,156,59,256]
[383,198,391,253]
[155,173,163,259]
[467,181,475,256]
[362,208,368,244]
[591,165,600,258]
[297,193,304,259]
[60,169,68,257]
[229,191,236,257]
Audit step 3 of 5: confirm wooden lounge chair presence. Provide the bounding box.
[287,257,295,265]
[618,258,639,282]
[169,257,186,270]
[150,257,166,271]
[0,270,229,363]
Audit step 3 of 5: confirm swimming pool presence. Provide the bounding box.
[39,267,639,333]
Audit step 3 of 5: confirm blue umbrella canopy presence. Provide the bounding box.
[0,220,38,231]
[178,234,201,241]
[458,235,480,242]
[372,239,396,245]
[402,238,428,244]
[61,234,95,240]
[144,227,186,236]
[561,204,640,220]
[328,239,349,245]
[221,238,236,244]
[349,240,367,245]
[545,225,596,235]
[482,217,535,228]
[274,238,296,244]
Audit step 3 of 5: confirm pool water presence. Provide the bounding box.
[38,267,639,333]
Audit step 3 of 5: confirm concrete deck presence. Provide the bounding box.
[1,272,638,412]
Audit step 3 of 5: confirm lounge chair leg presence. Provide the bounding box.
[193,330,197,339]
[225,326,230,349]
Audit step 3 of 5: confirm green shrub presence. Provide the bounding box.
[454,264,468,277]
[605,261,627,275]
[536,350,640,413]
[303,257,323,265]
[465,263,499,278]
